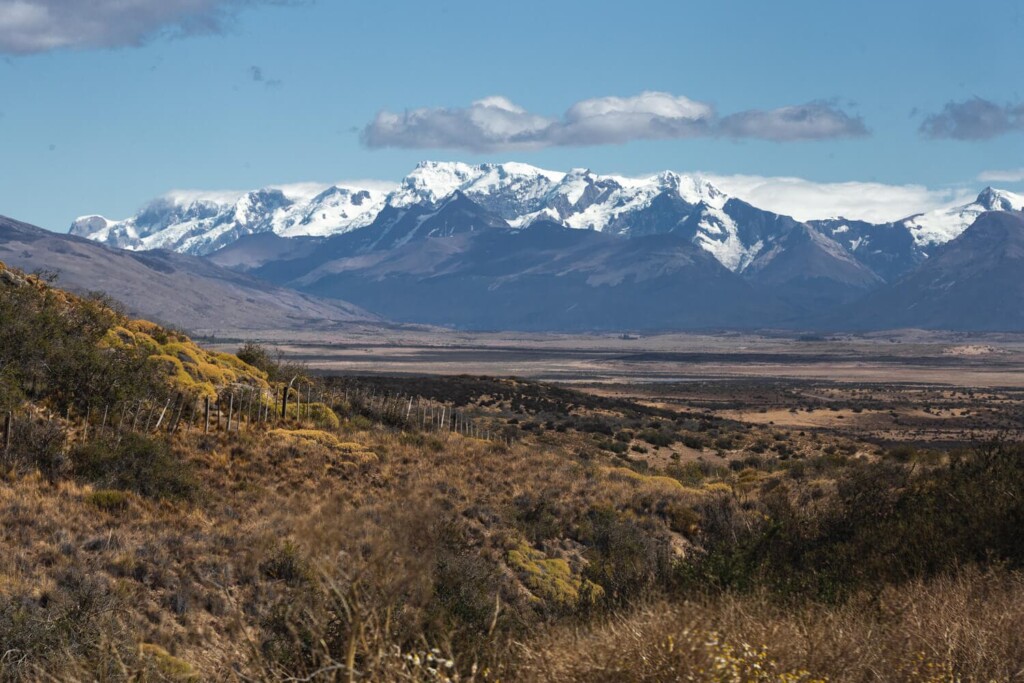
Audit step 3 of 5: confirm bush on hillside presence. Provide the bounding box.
[72,433,200,502]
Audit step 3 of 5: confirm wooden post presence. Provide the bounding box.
[204,396,211,434]
[116,402,129,434]
[238,389,248,431]
[216,398,222,432]
[101,404,109,433]
[3,411,11,455]
[281,386,288,420]
[227,393,234,433]
[130,401,143,432]
[153,396,173,432]
[170,394,185,434]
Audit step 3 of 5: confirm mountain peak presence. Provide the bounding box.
[976,186,1024,211]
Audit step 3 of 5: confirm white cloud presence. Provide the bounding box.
[0,0,284,54]
[698,173,976,223]
[362,96,556,152]
[161,178,398,205]
[362,92,861,152]
[552,92,713,145]
[719,101,868,141]
[978,168,1024,183]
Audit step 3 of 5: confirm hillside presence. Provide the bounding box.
[2,259,1024,681]
[0,215,377,335]
[842,211,1024,330]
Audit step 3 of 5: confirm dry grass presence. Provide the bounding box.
[4,416,1022,682]
[519,569,1024,682]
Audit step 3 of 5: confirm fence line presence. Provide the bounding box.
[1,377,514,464]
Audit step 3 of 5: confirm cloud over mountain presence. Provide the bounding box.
[361,92,865,152]
[920,98,1024,140]
[978,168,1024,183]
[0,0,285,54]
[701,174,976,223]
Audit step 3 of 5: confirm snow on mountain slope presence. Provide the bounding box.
[390,161,565,218]
[279,186,387,237]
[70,184,389,255]
[900,187,1024,247]
[70,162,1022,278]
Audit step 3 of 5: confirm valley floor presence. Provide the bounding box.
[208,327,1024,387]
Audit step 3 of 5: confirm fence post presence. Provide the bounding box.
[170,394,185,434]
[153,396,173,433]
[204,396,211,434]
[227,393,234,433]
[130,401,143,432]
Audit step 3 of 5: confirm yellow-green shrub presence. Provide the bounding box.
[285,402,340,430]
[507,541,604,609]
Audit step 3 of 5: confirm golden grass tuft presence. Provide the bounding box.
[138,643,199,682]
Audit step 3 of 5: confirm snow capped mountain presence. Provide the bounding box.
[70,163,1023,283]
[70,183,389,255]
[900,187,1024,247]
[390,161,564,217]
[280,186,387,238]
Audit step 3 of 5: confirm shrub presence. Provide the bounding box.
[2,414,68,481]
[681,434,705,449]
[86,489,130,512]
[286,402,340,430]
[72,433,200,502]
[507,541,604,611]
[581,507,673,604]
[641,430,675,448]
[261,541,313,586]
[886,444,916,462]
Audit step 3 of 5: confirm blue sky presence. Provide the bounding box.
[1,0,1022,230]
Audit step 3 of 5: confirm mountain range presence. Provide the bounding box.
[56,162,1024,332]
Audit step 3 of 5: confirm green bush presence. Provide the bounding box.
[2,415,68,481]
[72,433,200,502]
[0,280,160,414]
[640,430,675,448]
[237,341,306,384]
[686,440,1024,601]
[286,402,340,430]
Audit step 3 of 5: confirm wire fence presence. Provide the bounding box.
[1,376,513,466]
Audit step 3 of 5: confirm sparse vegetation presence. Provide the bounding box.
[2,260,1024,681]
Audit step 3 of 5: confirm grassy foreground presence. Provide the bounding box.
[2,261,1024,682]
